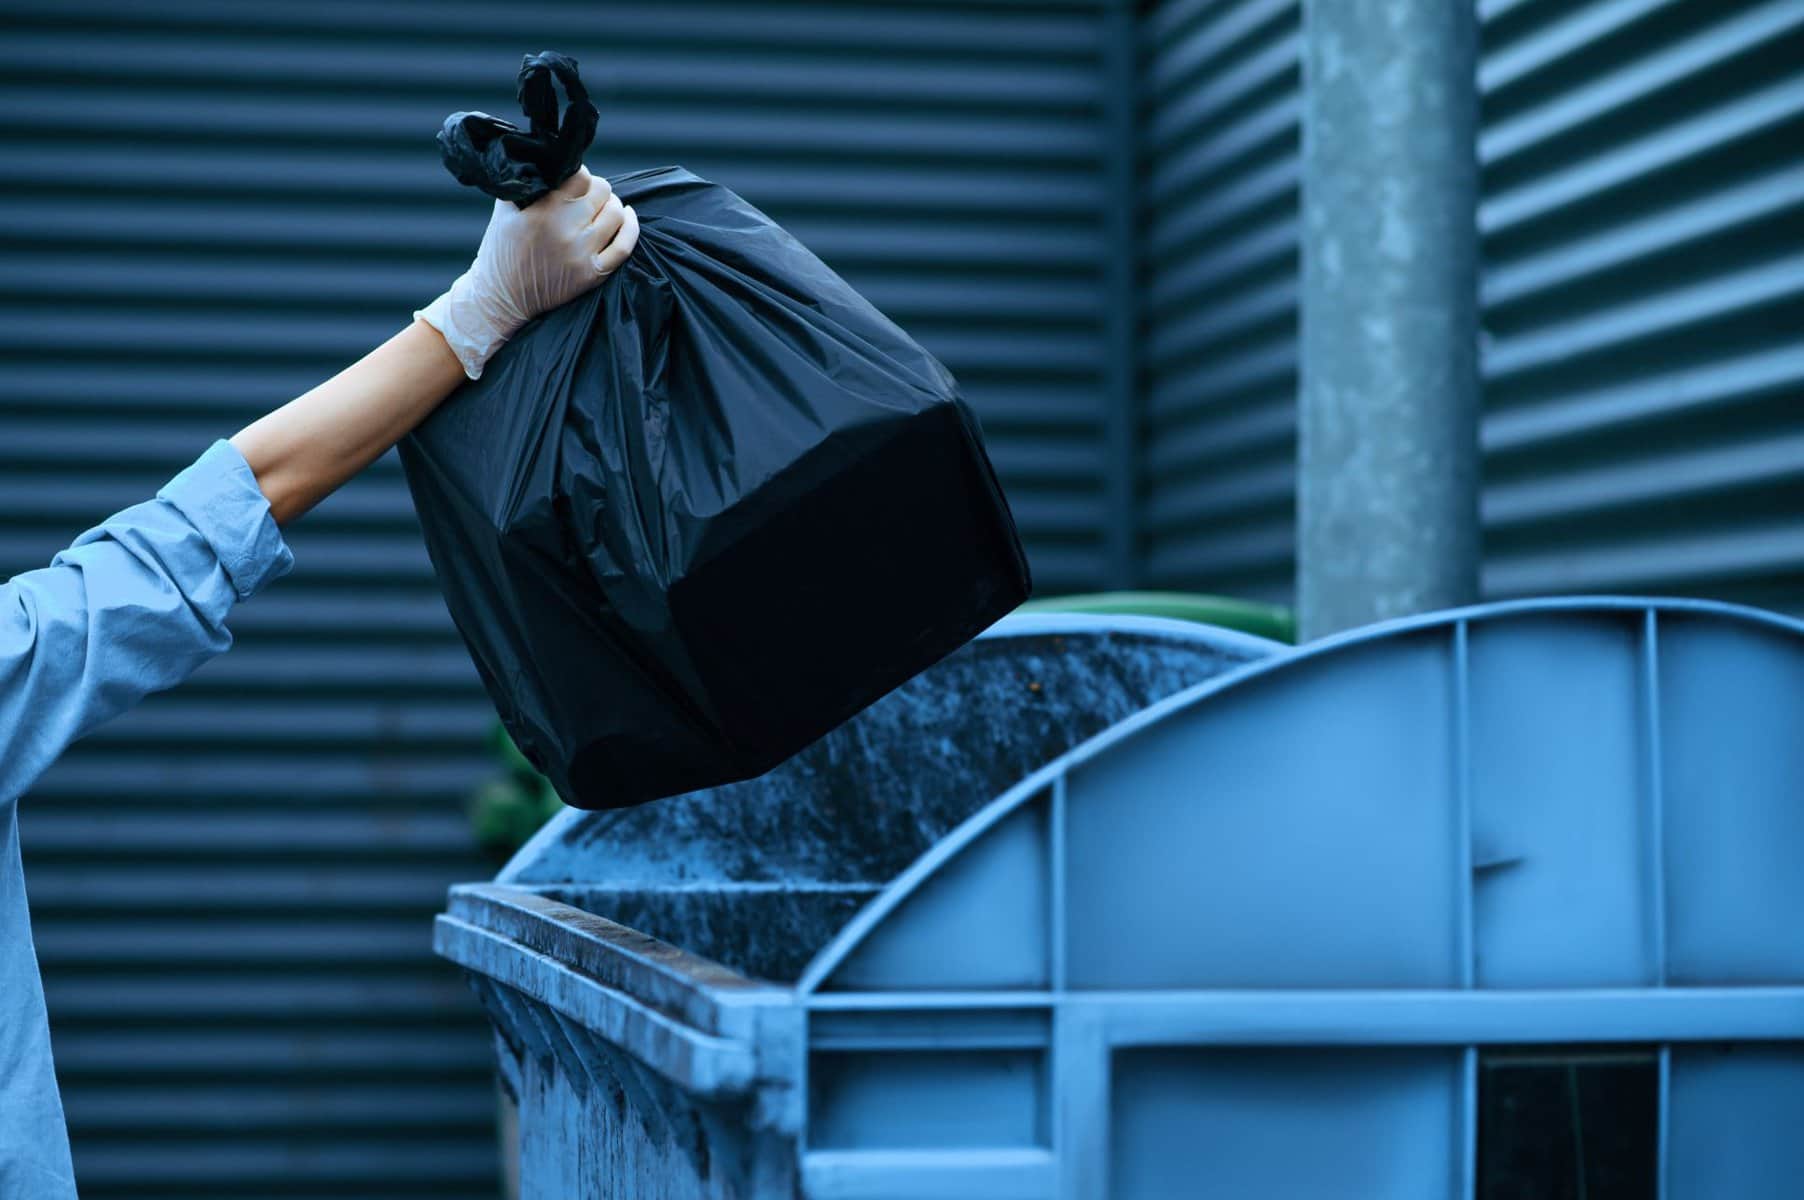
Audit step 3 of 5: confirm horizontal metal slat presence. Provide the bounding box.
[1483,343,1804,455]
[59,1138,500,1188]
[205,593,456,639]
[1485,519,1804,595]
[0,253,1105,325]
[47,1026,493,1076]
[0,205,1100,270]
[1477,0,1537,19]
[0,255,453,312]
[147,643,479,692]
[984,436,1106,482]
[0,420,275,468]
[24,864,469,913]
[66,1174,499,1200]
[0,527,437,581]
[1145,27,1298,154]
[0,483,423,534]
[0,489,420,538]
[24,761,487,806]
[1484,161,1804,310]
[35,919,448,967]
[1146,337,1295,419]
[63,1083,494,1134]
[1144,154,1298,261]
[1482,1,1804,167]
[648,160,1107,217]
[1480,0,1680,95]
[44,975,472,1020]
[0,34,1102,110]
[0,198,484,257]
[1144,400,1295,480]
[1142,0,1220,47]
[0,88,1103,163]
[1143,509,1296,585]
[1145,0,1294,99]
[0,362,330,411]
[1004,491,1107,538]
[1481,74,1804,235]
[1146,90,1299,208]
[0,308,405,361]
[954,383,1100,431]
[1010,542,1105,594]
[1144,458,1297,532]
[1145,212,1296,317]
[1485,251,1804,381]
[0,444,281,508]
[1484,428,1804,530]
[1144,272,1296,369]
[83,698,494,746]
[0,147,1107,220]
[0,0,1104,58]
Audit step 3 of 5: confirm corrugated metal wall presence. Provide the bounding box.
[1479,0,1804,607]
[1140,0,1804,611]
[0,2,1118,1197]
[1140,0,1301,602]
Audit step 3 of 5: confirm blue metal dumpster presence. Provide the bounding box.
[436,598,1804,1198]
[435,612,1276,1197]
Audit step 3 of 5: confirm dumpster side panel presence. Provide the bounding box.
[1466,615,1654,987]
[507,1001,799,1200]
[1666,1045,1804,1197]
[825,798,1051,992]
[1064,632,1461,989]
[1110,1047,1463,1199]
[1657,614,1804,984]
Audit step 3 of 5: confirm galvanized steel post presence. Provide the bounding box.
[1297,0,1482,640]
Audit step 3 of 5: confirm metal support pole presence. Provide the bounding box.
[1297,0,1482,640]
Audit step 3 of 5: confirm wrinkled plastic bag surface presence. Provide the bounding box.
[401,55,1032,809]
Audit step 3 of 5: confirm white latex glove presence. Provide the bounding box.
[416,167,640,379]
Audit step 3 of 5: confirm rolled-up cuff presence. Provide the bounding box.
[157,439,295,601]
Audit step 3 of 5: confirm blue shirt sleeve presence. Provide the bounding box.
[0,440,292,799]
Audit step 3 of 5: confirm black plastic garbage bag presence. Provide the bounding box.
[400,54,1032,809]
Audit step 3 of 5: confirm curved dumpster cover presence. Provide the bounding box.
[496,613,1279,978]
[809,597,1804,993]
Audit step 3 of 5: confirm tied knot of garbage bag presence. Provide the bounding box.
[438,51,598,207]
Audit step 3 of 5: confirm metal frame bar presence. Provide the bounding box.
[808,987,1804,1045]
[434,912,766,1098]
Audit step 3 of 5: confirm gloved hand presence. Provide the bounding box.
[416,167,639,379]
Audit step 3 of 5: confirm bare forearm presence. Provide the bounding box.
[230,165,633,526]
[231,320,464,525]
